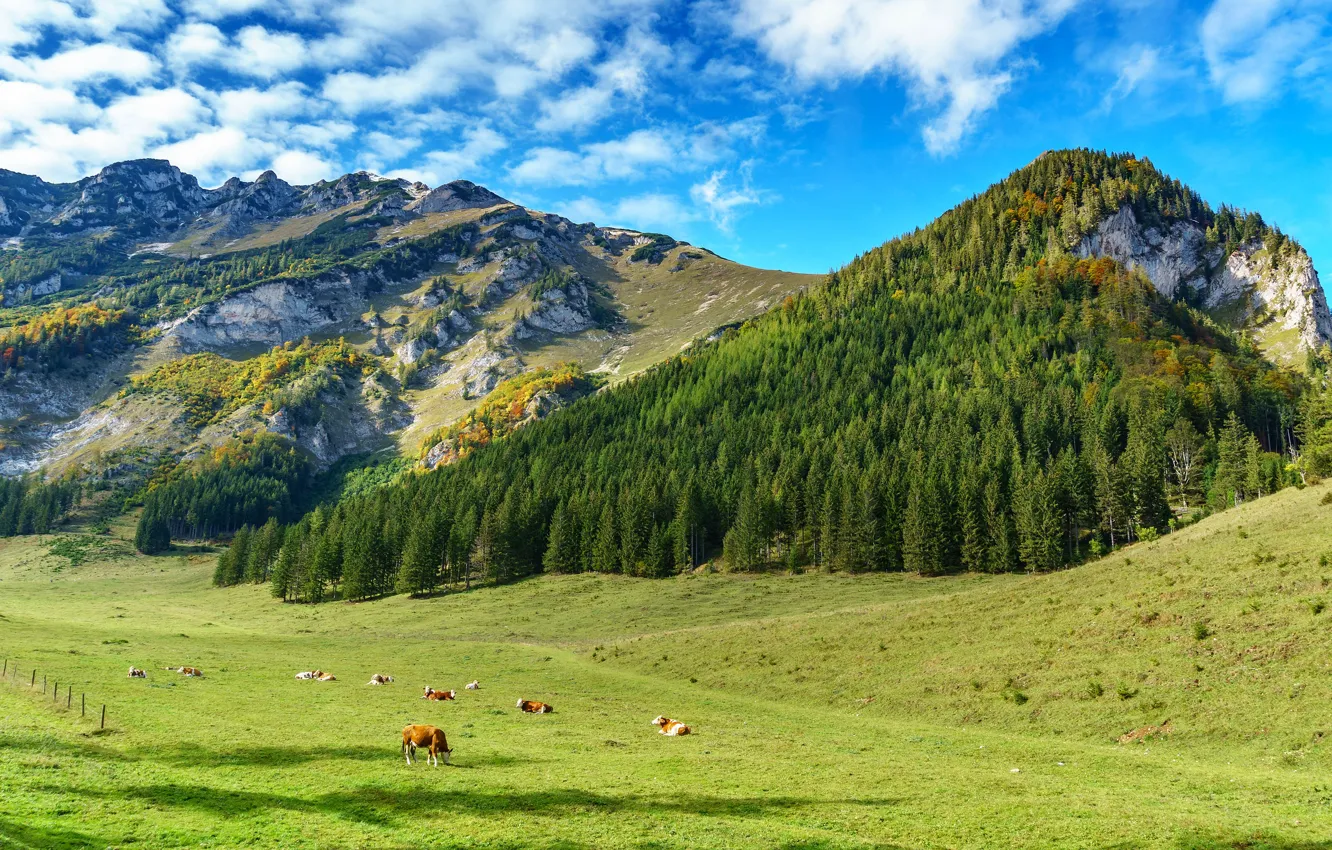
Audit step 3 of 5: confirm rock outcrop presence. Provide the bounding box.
[1078,205,1332,353]
[169,273,373,352]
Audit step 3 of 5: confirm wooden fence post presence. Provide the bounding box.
[42,675,46,694]
[31,669,36,686]
[100,704,106,730]
[2,659,6,676]
[66,689,71,709]
[81,693,85,717]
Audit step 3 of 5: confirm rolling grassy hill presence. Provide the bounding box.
[3,483,1332,848]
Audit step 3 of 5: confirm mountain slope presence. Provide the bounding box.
[253,149,1331,602]
[0,160,815,477]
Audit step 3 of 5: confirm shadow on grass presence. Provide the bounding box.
[136,742,394,767]
[0,816,110,850]
[64,782,901,828]
[1172,835,1332,850]
[0,732,131,763]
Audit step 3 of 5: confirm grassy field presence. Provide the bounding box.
[3,488,1332,848]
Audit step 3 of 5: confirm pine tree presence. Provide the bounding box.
[135,505,171,555]
[542,502,580,574]
[397,512,442,596]
[591,503,619,573]
[1212,414,1245,509]
[224,525,252,586]
[246,517,281,582]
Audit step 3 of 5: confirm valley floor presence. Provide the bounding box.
[4,488,1332,848]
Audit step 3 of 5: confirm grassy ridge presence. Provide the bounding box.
[2,488,1332,847]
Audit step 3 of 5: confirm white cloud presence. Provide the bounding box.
[165,22,228,72]
[557,191,697,231]
[509,146,597,185]
[534,28,668,132]
[396,124,508,184]
[509,123,764,187]
[0,0,77,49]
[584,129,676,177]
[610,192,697,232]
[731,0,1079,154]
[152,127,269,182]
[0,42,158,86]
[1201,0,1331,103]
[210,83,312,128]
[270,149,338,184]
[79,0,172,36]
[165,23,309,79]
[232,25,308,79]
[535,85,617,133]
[0,80,97,135]
[181,0,271,20]
[690,169,761,231]
[1098,45,1160,111]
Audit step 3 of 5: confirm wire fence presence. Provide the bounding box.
[1,657,108,730]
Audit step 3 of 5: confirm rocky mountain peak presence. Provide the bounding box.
[411,180,510,214]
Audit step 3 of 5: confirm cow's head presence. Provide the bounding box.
[652,715,669,727]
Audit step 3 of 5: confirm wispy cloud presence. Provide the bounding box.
[1201,0,1332,103]
[728,0,1081,154]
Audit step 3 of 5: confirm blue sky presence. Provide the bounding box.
[1,1,1330,286]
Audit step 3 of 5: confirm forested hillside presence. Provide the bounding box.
[207,150,1332,601]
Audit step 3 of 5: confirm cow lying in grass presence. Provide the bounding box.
[465,680,479,690]
[127,667,146,679]
[295,670,322,680]
[517,699,552,713]
[316,673,336,681]
[422,687,455,700]
[402,724,451,766]
[367,674,393,685]
[653,715,692,736]
[163,666,203,677]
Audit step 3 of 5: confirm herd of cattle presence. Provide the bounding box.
[126,664,690,764]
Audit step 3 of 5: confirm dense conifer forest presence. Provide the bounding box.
[190,150,1332,601]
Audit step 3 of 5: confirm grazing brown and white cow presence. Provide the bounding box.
[127,666,146,679]
[422,687,455,701]
[401,724,451,766]
[465,680,479,690]
[295,670,321,680]
[517,699,552,713]
[164,666,203,677]
[316,673,337,681]
[367,674,394,685]
[652,715,692,736]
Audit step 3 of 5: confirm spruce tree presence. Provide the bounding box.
[135,505,171,555]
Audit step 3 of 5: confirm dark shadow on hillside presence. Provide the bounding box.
[63,782,902,827]
[0,816,111,849]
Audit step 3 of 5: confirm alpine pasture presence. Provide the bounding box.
[3,486,1332,848]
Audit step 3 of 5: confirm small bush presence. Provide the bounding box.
[1321,492,1332,506]
[1003,688,1029,706]
[1192,621,1212,641]
[1116,683,1139,700]
[1309,599,1326,616]
[1086,680,1104,699]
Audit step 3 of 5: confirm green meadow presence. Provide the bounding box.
[4,485,1332,848]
